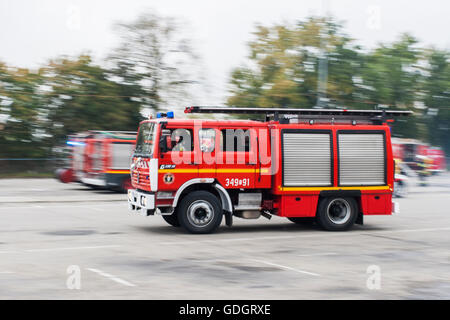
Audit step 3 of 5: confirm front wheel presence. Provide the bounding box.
[316,197,358,231]
[177,191,223,234]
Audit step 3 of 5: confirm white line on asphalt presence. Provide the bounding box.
[250,259,320,277]
[0,203,125,210]
[0,271,15,274]
[91,207,105,211]
[385,227,450,233]
[160,235,306,245]
[25,245,122,252]
[86,268,136,287]
[297,252,337,257]
[159,227,450,246]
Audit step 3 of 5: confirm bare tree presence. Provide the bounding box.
[108,12,201,113]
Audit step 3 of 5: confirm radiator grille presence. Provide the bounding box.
[283,133,332,186]
[338,133,385,186]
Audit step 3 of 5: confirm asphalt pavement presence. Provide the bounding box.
[0,174,449,299]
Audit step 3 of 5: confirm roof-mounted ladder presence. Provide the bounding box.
[184,106,413,124]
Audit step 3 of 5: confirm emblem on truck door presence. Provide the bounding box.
[163,173,174,184]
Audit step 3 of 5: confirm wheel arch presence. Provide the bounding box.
[318,190,362,224]
[172,178,233,213]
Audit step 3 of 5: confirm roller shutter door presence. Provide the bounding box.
[283,132,332,186]
[338,133,385,186]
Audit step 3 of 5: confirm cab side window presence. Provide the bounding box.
[167,128,193,152]
[220,128,251,152]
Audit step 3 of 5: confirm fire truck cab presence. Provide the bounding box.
[128,107,411,234]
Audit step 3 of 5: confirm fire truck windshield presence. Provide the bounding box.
[134,122,156,157]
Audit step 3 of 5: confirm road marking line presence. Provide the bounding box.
[0,271,15,274]
[86,268,136,287]
[385,227,450,233]
[160,235,304,245]
[25,245,122,252]
[297,252,337,257]
[0,203,125,210]
[251,259,320,277]
[159,227,450,246]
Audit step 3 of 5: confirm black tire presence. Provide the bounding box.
[162,214,180,227]
[316,197,358,231]
[287,217,315,225]
[177,191,223,234]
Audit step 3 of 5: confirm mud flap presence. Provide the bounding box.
[224,211,233,227]
[356,212,364,225]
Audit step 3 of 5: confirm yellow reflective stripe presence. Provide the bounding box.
[158,168,264,174]
[159,169,198,173]
[280,186,391,192]
[105,170,130,174]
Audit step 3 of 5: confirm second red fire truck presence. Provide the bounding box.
[128,107,411,234]
[57,130,136,191]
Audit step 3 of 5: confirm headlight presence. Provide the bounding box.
[128,190,133,201]
[140,195,147,207]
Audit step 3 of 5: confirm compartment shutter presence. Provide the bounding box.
[338,133,385,186]
[283,133,331,186]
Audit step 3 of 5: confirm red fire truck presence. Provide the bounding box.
[426,147,446,174]
[391,138,447,173]
[57,130,136,191]
[128,107,411,233]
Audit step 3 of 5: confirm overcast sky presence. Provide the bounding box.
[1,0,449,105]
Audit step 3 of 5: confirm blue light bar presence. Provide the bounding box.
[167,111,174,118]
[66,141,85,147]
[156,112,162,118]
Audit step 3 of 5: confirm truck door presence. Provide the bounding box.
[196,128,218,179]
[159,127,197,190]
[216,127,257,189]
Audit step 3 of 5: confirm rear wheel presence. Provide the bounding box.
[316,197,358,231]
[162,214,180,227]
[177,191,223,234]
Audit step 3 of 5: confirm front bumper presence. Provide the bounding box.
[128,189,155,216]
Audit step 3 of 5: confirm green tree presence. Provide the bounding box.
[39,55,143,147]
[422,49,450,155]
[227,17,362,109]
[0,63,45,158]
[357,34,422,138]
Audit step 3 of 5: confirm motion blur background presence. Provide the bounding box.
[0,0,449,176]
